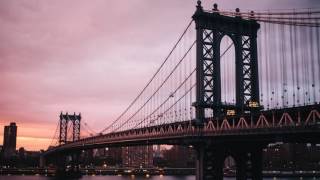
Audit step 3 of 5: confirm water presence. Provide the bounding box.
[0,176,318,180]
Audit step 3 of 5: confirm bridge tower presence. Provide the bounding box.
[59,112,81,145]
[193,1,260,122]
[192,2,264,180]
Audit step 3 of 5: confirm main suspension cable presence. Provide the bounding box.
[100,20,194,133]
[112,40,196,132]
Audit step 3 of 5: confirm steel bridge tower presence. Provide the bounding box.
[193,1,260,122]
[59,112,81,145]
[192,2,263,180]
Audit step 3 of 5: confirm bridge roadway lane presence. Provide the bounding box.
[44,104,320,156]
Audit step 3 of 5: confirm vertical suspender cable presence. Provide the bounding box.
[257,21,263,106]
[304,13,309,105]
[294,9,300,106]
[274,21,280,108]
[266,13,271,109]
[289,12,296,107]
[309,10,316,104]
[264,21,270,109]
[316,18,320,103]
[269,12,275,108]
[300,14,306,105]
[279,17,287,107]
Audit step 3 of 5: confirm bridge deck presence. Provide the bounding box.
[45,104,320,155]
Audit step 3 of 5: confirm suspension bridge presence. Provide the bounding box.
[43,1,320,180]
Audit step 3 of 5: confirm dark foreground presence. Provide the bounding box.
[0,176,319,180]
[1,168,320,178]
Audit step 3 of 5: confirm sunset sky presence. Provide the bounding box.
[0,0,318,151]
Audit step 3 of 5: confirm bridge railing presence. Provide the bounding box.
[46,104,320,155]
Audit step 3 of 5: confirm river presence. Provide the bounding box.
[0,176,318,180]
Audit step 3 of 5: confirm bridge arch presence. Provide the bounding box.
[219,34,236,105]
[223,155,236,175]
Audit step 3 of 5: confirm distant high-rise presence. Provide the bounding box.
[122,145,153,168]
[3,122,17,158]
[154,145,162,158]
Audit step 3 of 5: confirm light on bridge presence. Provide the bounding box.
[249,101,259,108]
[227,110,236,116]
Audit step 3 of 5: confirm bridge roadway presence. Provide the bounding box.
[45,104,320,156]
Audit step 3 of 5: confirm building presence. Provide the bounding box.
[162,145,195,168]
[3,122,17,158]
[87,147,122,167]
[154,145,162,158]
[122,146,153,168]
[105,147,122,166]
[262,143,320,170]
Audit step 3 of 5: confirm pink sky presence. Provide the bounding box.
[0,0,318,151]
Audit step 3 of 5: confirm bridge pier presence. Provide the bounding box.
[196,145,223,180]
[55,151,82,178]
[235,149,263,180]
[55,153,67,177]
[195,143,264,180]
[251,148,263,180]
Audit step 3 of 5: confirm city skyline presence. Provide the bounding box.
[0,0,319,151]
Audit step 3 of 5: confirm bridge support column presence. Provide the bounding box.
[55,153,67,177]
[235,152,247,180]
[70,151,81,175]
[55,152,82,178]
[235,145,264,180]
[195,143,264,180]
[251,148,263,180]
[195,145,223,180]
